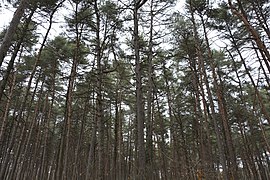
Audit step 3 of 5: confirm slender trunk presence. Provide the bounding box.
[146,0,154,179]
[0,0,29,67]
[72,98,87,180]
[61,25,80,180]
[8,71,41,179]
[39,94,52,180]
[93,1,105,179]
[228,0,270,65]
[155,92,168,180]
[113,95,119,180]
[0,9,35,102]
[0,71,16,144]
[188,3,229,179]
[226,22,270,125]
[251,41,270,86]
[132,2,149,179]
[62,49,77,179]
[16,78,45,179]
[85,92,97,180]
[39,55,57,180]
[251,1,270,40]
[203,19,238,180]
[113,89,123,180]
[118,103,123,180]
[57,2,80,179]
[134,1,146,179]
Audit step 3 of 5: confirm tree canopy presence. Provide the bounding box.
[0,0,269,179]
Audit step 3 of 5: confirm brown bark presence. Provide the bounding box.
[0,9,35,102]
[8,71,42,180]
[85,91,98,180]
[113,85,123,180]
[155,92,168,180]
[190,2,229,180]
[16,78,45,179]
[146,0,154,179]
[0,71,16,144]
[251,42,270,86]
[39,50,58,180]
[225,21,270,125]
[0,0,29,67]
[162,62,189,179]
[113,93,119,180]
[188,2,229,178]
[134,1,148,179]
[251,1,270,40]
[202,17,238,180]
[228,0,270,65]
[92,1,105,179]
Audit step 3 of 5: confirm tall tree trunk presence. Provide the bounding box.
[251,0,270,40]
[155,92,168,180]
[228,0,270,66]
[39,54,57,180]
[85,91,98,180]
[56,2,81,178]
[200,13,238,180]
[16,78,45,179]
[0,0,29,67]
[71,97,87,180]
[0,9,35,102]
[188,3,228,179]
[188,2,229,179]
[146,0,154,179]
[0,71,16,145]
[57,3,81,179]
[113,88,123,180]
[225,22,270,125]
[93,1,105,179]
[113,93,119,180]
[133,0,148,179]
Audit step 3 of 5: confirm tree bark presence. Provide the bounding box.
[0,0,29,67]
[188,3,229,178]
[146,0,154,179]
[0,8,35,102]
[133,1,148,179]
[228,0,270,65]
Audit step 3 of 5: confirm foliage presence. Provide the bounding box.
[0,0,269,179]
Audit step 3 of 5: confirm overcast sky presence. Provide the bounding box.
[0,4,14,28]
[0,0,187,47]
[0,0,185,29]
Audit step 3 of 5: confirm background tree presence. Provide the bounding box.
[0,0,269,179]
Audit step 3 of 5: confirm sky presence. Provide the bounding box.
[0,1,260,88]
[0,0,228,54]
[0,0,187,51]
[0,4,14,28]
[0,0,185,27]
